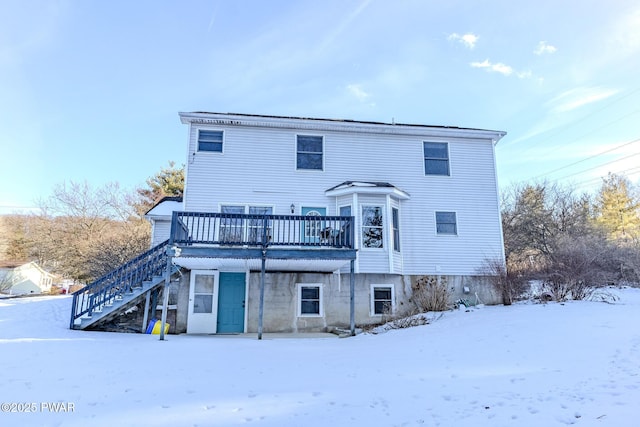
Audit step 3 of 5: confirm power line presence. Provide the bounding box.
[530,137,640,180]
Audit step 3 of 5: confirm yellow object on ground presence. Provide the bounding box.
[151,321,170,335]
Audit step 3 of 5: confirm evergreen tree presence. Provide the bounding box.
[595,173,640,241]
[135,161,185,214]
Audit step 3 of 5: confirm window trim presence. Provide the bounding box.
[197,129,224,153]
[361,205,384,250]
[296,134,324,171]
[435,211,458,236]
[370,284,395,316]
[423,141,450,176]
[297,283,323,317]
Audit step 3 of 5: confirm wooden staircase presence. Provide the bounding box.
[69,240,176,330]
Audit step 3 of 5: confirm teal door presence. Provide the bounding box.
[216,272,246,333]
[301,207,326,244]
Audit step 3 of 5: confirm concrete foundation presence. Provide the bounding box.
[170,269,501,334]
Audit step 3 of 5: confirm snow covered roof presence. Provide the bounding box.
[144,196,183,219]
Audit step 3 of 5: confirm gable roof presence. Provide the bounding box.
[145,196,184,218]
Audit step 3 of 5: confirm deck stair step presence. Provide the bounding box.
[70,240,177,330]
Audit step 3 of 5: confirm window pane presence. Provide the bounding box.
[362,206,383,248]
[423,142,448,159]
[194,294,213,313]
[248,206,272,242]
[392,208,400,252]
[301,287,319,299]
[436,212,456,223]
[301,300,320,314]
[194,275,214,293]
[374,288,392,299]
[198,130,223,152]
[297,136,323,152]
[425,159,450,175]
[249,206,272,215]
[220,206,244,242]
[362,206,383,226]
[339,206,351,217]
[363,227,383,248]
[297,153,323,170]
[374,300,390,314]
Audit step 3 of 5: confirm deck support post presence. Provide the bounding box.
[350,259,355,336]
[159,252,173,341]
[258,250,266,340]
[141,290,151,333]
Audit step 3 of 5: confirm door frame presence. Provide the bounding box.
[187,270,220,334]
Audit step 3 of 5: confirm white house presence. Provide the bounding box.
[71,112,506,336]
[144,112,506,335]
[0,261,55,295]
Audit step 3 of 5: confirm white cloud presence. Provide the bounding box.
[470,59,533,79]
[534,41,557,55]
[548,87,619,113]
[346,83,371,102]
[448,32,479,49]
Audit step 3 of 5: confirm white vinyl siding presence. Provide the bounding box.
[183,118,504,276]
[151,220,172,247]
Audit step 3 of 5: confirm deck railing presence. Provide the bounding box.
[170,212,355,249]
[69,240,170,328]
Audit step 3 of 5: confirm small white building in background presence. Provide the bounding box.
[0,261,55,295]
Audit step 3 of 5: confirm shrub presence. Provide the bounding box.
[478,258,528,305]
[410,275,450,312]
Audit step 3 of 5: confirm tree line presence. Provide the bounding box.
[497,172,640,302]
[0,162,184,284]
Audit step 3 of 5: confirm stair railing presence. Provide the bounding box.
[69,240,170,329]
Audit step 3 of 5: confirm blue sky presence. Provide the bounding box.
[1,0,639,214]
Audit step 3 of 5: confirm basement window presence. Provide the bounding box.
[371,285,394,316]
[298,284,323,316]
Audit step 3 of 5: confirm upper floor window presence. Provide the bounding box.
[424,142,449,176]
[436,211,457,235]
[297,135,323,170]
[198,130,224,152]
[362,206,384,248]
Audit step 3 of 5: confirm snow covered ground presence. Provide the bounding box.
[1,289,639,427]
